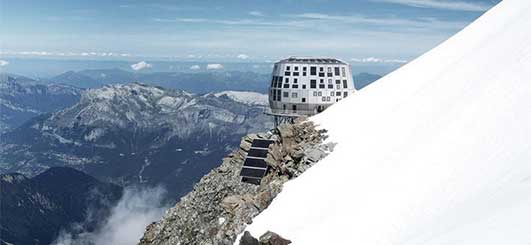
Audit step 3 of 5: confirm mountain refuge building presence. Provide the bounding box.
[267,57,356,122]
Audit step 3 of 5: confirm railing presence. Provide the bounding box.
[264,107,318,116]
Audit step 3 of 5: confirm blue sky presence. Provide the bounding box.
[1,0,500,63]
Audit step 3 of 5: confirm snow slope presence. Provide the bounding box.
[214,91,268,106]
[241,1,531,244]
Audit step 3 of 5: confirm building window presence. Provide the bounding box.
[283,91,289,98]
[303,72,307,76]
[294,66,299,71]
[286,66,290,71]
[285,77,289,83]
[319,67,324,72]
[328,84,333,89]
[277,77,283,87]
[292,105,297,112]
[334,67,340,76]
[327,96,331,101]
[278,90,282,101]
[293,72,300,76]
[313,91,318,96]
[302,84,306,89]
[303,67,307,71]
[330,91,334,96]
[318,91,322,96]
[310,79,317,89]
[283,83,290,88]
[327,72,333,77]
[341,67,346,77]
[285,71,291,76]
[319,84,325,89]
[322,97,326,102]
[336,84,341,89]
[294,78,298,83]
[327,67,332,73]
[302,98,306,102]
[319,72,325,77]
[335,79,341,84]
[310,66,317,75]
[336,91,341,96]
[328,79,333,84]
[292,92,298,98]
[343,92,348,98]
[292,84,299,89]
[343,80,348,88]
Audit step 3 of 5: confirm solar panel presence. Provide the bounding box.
[247,148,269,158]
[241,177,261,185]
[240,139,276,185]
[240,167,267,178]
[243,158,268,168]
[251,139,275,149]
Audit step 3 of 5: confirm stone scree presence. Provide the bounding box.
[139,118,335,245]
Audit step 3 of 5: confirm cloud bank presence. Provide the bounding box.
[131,61,153,71]
[0,60,9,66]
[207,63,224,70]
[53,186,169,245]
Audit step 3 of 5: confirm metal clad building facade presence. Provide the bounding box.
[269,57,356,116]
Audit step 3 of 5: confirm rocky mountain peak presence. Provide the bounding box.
[0,173,28,184]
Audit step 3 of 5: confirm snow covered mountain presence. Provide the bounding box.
[0,74,82,133]
[214,91,268,106]
[1,83,273,198]
[241,1,531,244]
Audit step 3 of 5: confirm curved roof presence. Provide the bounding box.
[276,57,347,65]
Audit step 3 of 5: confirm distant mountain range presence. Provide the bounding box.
[47,69,381,93]
[354,72,382,90]
[49,69,272,93]
[0,167,122,245]
[0,74,82,133]
[0,83,273,198]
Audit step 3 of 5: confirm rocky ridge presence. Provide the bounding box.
[140,119,334,245]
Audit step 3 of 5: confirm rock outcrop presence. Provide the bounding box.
[140,119,334,244]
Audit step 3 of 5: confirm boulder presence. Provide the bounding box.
[239,231,259,245]
[259,231,291,245]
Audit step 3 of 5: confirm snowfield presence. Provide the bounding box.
[240,1,531,244]
[214,91,268,106]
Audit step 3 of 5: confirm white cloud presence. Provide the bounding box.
[0,60,9,66]
[350,57,408,64]
[207,64,224,70]
[190,65,200,70]
[249,11,264,17]
[131,61,152,71]
[237,54,250,60]
[52,187,169,245]
[372,0,492,12]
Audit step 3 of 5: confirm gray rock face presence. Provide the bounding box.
[139,119,333,245]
